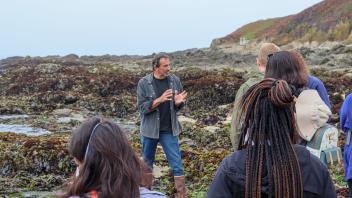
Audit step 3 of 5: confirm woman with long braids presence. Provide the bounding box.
[207,78,336,198]
[59,117,165,198]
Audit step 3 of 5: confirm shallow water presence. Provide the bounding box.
[0,114,29,120]
[0,124,51,136]
[20,191,52,198]
[116,119,137,133]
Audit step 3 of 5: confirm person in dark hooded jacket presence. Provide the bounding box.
[207,78,336,198]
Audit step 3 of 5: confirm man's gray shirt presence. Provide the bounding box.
[137,73,184,139]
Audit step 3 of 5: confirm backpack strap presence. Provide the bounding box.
[90,190,98,198]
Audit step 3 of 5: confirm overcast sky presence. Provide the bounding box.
[0,0,322,59]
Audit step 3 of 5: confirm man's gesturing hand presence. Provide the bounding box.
[157,89,173,103]
[175,91,187,106]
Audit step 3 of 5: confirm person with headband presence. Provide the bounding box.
[137,54,188,198]
[341,93,352,197]
[59,117,165,198]
[207,78,336,198]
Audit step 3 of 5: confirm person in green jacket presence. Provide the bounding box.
[230,43,280,150]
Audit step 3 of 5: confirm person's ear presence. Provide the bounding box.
[257,59,266,72]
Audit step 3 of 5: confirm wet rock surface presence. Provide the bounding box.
[0,44,351,197]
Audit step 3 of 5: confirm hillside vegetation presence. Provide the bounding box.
[212,0,352,47]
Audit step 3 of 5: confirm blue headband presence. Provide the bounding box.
[83,122,102,160]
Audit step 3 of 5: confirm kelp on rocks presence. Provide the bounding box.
[0,59,351,196]
[176,68,244,113]
[0,124,231,197]
[0,133,73,194]
[311,68,352,114]
[129,123,232,196]
[0,65,246,119]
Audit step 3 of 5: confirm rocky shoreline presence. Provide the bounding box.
[0,43,351,197]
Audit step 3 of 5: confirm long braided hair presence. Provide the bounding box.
[237,78,303,198]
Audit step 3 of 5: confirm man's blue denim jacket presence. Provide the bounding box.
[137,73,184,139]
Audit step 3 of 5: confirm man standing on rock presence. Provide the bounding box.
[137,54,188,198]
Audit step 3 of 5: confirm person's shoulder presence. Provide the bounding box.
[244,78,259,86]
[140,187,166,198]
[308,75,323,84]
[220,150,246,173]
[342,93,352,112]
[169,73,181,81]
[139,74,152,83]
[239,77,260,92]
[244,72,263,86]
[68,192,95,198]
[293,145,335,195]
[293,144,328,172]
[346,93,352,101]
[213,150,247,188]
[293,145,316,161]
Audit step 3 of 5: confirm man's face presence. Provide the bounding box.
[155,58,171,78]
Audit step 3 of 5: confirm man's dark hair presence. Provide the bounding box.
[152,54,169,70]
